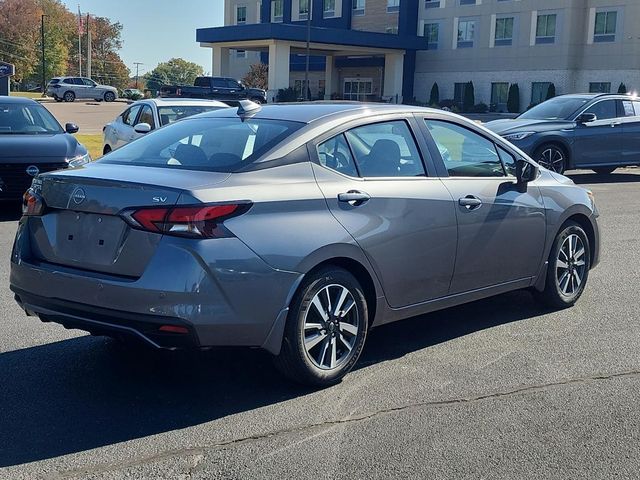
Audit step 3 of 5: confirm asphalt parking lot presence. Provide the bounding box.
[0,168,639,479]
[41,100,127,134]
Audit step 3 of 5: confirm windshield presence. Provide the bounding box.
[100,116,303,172]
[519,97,591,120]
[157,105,226,126]
[0,103,63,134]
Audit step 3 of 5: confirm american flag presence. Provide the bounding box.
[78,6,84,35]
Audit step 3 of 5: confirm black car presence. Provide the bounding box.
[159,76,267,105]
[0,96,90,201]
[486,93,640,174]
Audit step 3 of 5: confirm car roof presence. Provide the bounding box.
[133,98,229,108]
[0,95,40,105]
[198,102,439,124]
[557,93,636,101]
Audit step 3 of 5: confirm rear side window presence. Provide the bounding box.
[100,117,303,172]
[63,78,74,84]
[425,120,505,177]
[344,121,425,177]
[317,134,359,177]
[621,100,635,117]
[634,101,640,116]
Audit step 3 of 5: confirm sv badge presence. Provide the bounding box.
[153,196,167,203]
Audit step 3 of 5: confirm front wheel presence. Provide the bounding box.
[535,221,591,309]
[274,267,368,386]
[63,91,75,102]
[593,167,616,175]
[535,144,567,174]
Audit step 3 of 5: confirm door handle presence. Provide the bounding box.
[610,121,621,127]
[338,190,370,205]
[459,195,482,210]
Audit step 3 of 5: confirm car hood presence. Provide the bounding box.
[0,133,81,161]
[485,118,575,135]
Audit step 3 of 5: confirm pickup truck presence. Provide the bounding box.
[159,76,267,104]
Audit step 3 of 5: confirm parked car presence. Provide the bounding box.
[0,96,89,201]
[486,93,640,174]
[102,98,228,154]
[47,77,118,103]
[122,88,143,100]
[11,102,600,386]
[159,76,266,105]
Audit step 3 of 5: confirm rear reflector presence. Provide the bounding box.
[158,325,189,334]
[123,203,251,239]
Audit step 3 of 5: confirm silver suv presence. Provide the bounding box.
[47,77,118,103]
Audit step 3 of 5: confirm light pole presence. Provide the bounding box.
[304,0,311,101]
[133,62,143,89]
[41,15,46,95]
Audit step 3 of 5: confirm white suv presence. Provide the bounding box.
[47,77,118,103]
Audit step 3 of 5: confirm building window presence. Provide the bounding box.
[236,5,247,24]
[353,0,365,16]
[294,79,309,99]
[235,49,247,59]
[387,0,399,13]
[494,17,514,46]
[425,0,440,8]
[531,82,552,105]
[299,0,310,20]
[323,0,336,18]
[491,82,509,108]
[535,13,557,44]
[459,0,476,5]
[424,23,439,50]
[594,11,617,42]
[454,82,466,107]
[271,0,283,22]
[457,19,475,48]
[344,78,373,101]
[385,26,398,34]
[589,82,611,94]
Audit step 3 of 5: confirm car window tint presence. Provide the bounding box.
[212,78,226,88]
[63,78,74,84]
[425,120,505,177]
[317,134,358,177]
[138,105,155,129]
[344,121,425,177]
[584,100,617,121]
[123,105,142,126]
[226,79,241,89]
[72,78,84,85]
[82,78,94,86]
[622,100,635,117]
[497,145,517,176]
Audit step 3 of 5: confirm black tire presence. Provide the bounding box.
[535,221,591,309]
[104,91,116,102]
[274,267,369,387]
[592,167,616,175]
[103,145,112,155]
[534,144,567,174]
[63,91,75,102]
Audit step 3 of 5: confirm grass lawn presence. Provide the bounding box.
[74,134,103,160]
[10,92,46,99]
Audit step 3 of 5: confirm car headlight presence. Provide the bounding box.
[66,152,91,168]
[502,131,535,141]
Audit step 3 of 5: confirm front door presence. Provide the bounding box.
[343,78,373,102]
[572,99,623,168]
[423,118,546,294]
[312,118,458,308]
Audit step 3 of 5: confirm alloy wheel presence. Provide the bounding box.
[538,147,565,173]
[556,234,586,297]
[303,284,359,370]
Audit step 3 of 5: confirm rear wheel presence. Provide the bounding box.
[592,167,616,175]
[63,91,75,102]
[104,91,116,102]
[536,221,590,308]
[535,144,567,174]
[274,267,368,386]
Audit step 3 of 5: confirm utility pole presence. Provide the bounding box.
[78,5,82,76]
[133,62,143,89]
[86,13,92,78]
[304,0,311,101]
[41,15,46,95]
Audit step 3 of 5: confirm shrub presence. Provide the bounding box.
[276,87,297,102]
[439,99,457,109]
[507,83,520,113]
[472,102,489,113]
[429,82,440,106]
[463,81,475,112]
[546,83,556,100]
[618,82,627,94]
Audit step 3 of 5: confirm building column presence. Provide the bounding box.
[383,53,404,104]
[324,55,338,100]
[267,42,290,102]
[212,46,230,76]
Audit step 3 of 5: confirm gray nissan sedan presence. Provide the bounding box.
[11,102,600,386]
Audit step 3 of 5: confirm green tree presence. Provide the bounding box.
[87,15,130,90]
[0,0,42,84]
[429,82,439,106]
[145,58,204,92]
[463,81,475,113]
[618,82,627,94]
[507,83,520,113]
[546,83,556,100]
[242,63,268,90]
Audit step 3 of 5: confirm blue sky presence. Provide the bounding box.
[61,0,224,76]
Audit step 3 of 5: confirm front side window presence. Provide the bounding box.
[584,100,617,121]
[387,0,400,13]
[137,105,155,129]
[100,117,303,172]
[425,120,505,178]
[323,0,336,18]
[495,17,514,46]
[594,11,617,42]
[82,78,96,86]
[122,105,142,126]
[589,82,611,94]
[458,20,475,48]
[236,5,247,24]
[0,103,62,134]
[497,145,517,177]
[345,121,426,178]
[536,13,556,44]
[424,23,439,50]
[353,0,365,15]
[317,134,358,177]
[271,0,283,22]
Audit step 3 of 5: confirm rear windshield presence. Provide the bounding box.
[157,105,225,126]
[99,116,303,172]
[0,103,63,134]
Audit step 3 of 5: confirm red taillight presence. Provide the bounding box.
[125,203,250,238]
[158,325,189,334]
[22,189,45,216]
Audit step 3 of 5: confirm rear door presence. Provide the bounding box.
[572,99,623,168]
[620,99,640,165]
[311,116,458,308]
[421,116,546,294]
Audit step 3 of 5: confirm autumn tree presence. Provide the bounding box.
[144,58,204,92]
[242,63,268,90]
[0,0,42,83]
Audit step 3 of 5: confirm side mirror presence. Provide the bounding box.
[516,159,539,184]
[134,122,152,134]
[576,113,597,124]
[65,123,79,134]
